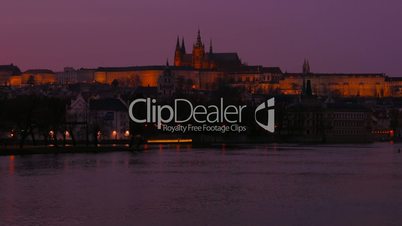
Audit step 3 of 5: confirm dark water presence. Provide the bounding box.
[1,143,402,226]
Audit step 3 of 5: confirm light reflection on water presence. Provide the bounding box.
[1,143,402,226]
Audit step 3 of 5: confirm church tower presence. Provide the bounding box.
[303,59,310,74]
[174,37,182,66]
[302,59,311,95]
[209,39,213,54]
[192,30,205,70]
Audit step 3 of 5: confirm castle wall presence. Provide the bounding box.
[280,74,387,97]
[21,73,56,85]
[387,79,402,96]
[9,72,57,86]
[226,72,282,94]
[9,76,22,86]
[94,69,223,90]
[94,70,163,87]
[174,70,223,90]
[56,68,95,84]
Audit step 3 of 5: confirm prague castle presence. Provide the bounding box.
[1,30,402,97]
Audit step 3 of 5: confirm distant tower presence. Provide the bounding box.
[302,59,311,94]
[181,37,186,54]
[192,29,205,70]
[158,59,175,99]
[303,59,311,74]
[174,36,182,66]
[207,39,215,69]
[209,39,213,54]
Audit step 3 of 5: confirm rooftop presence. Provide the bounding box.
[0,64,21,75]
[89,98,127,111]
[284,73,385,77]
[24,69,55,74]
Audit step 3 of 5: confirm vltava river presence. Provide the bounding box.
[1,143,402,226]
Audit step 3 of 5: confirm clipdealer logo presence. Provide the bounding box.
[128,98,275,133]
[254,98,275,133]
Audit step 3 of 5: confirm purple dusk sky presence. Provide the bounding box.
[0,0,401,76]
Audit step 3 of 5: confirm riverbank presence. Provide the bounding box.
[0,143,246,156]
[1,141,393,156]
[0,145,136,156]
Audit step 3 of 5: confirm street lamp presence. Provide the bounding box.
[124,130,130,137]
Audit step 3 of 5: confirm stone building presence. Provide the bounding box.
[281,80,373,143]
[89,98,130,140]
[281,81,327,142]
[0,64,21,86]
[325,103,372,143]
[228,66,283,94]
[66,94,89,141]
[279,60,389,97]
[280,73,387,97]
[56,67,96,84]
[157,64,176,99]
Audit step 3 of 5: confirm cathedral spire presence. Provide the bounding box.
[174,36,182,67]
[302,59,307,95]
[303,58,310,74]
[165,58,172,76]
[181,37,186,53]
[175,36,180,50]
[195,29,203,47]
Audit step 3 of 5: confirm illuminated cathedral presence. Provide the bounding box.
[174,30,243,70]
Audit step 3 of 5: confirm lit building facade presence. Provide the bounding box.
[2,32,402,98]
[0,64,21,86]
[9,69,56,86]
